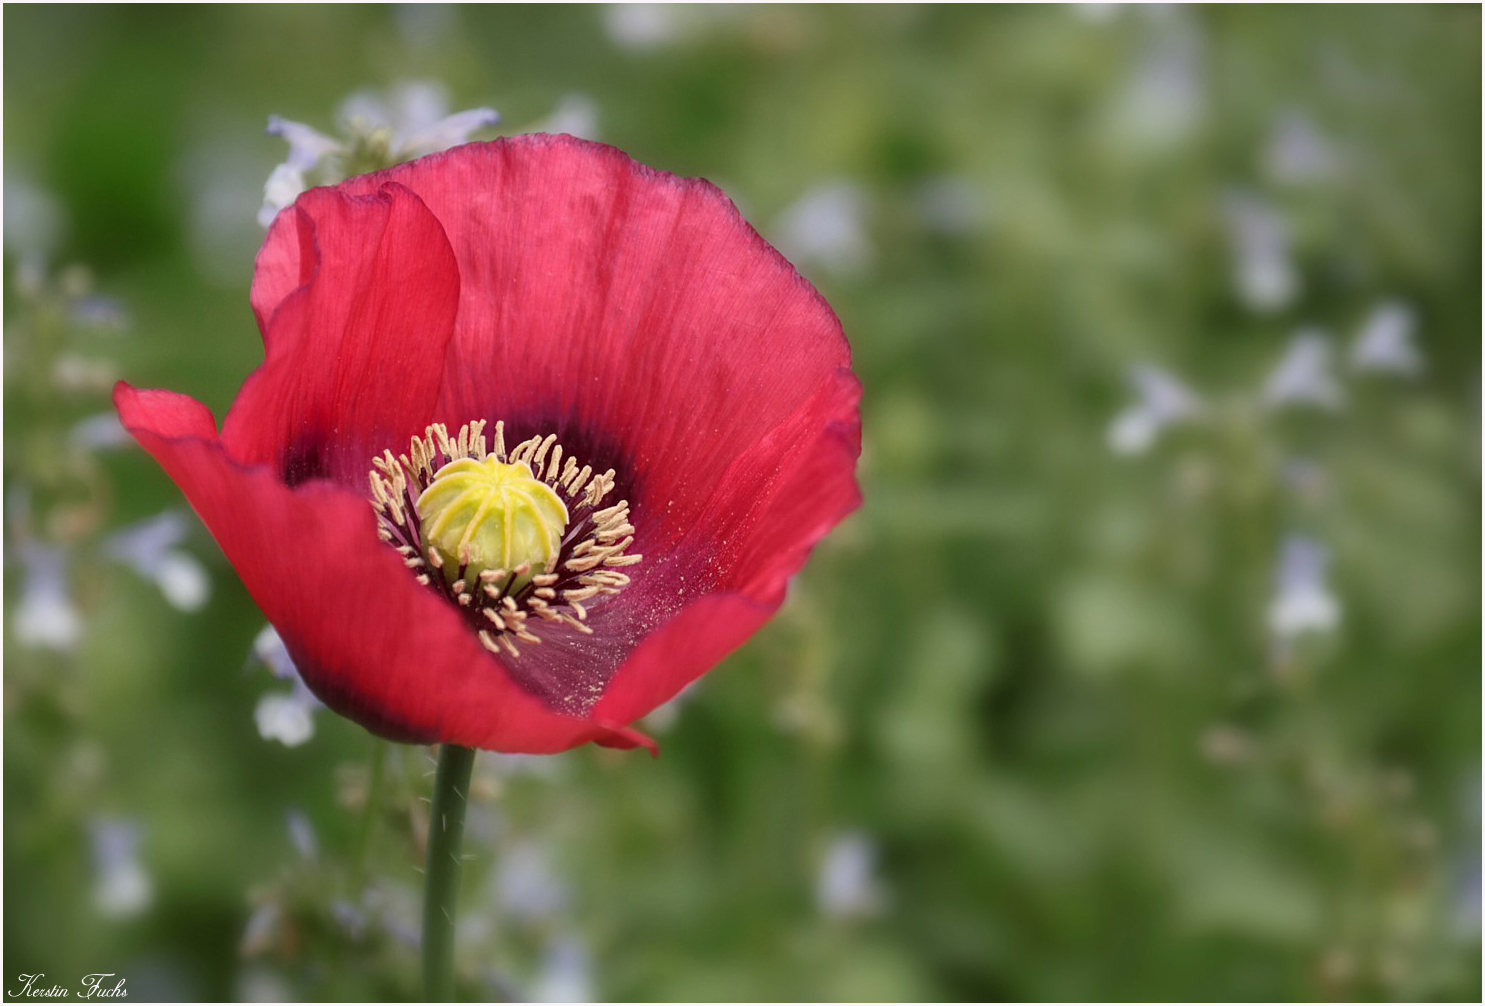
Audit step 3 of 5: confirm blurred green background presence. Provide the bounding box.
[4,5,1480,1002]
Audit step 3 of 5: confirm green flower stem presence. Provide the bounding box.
[421,743,476,1002]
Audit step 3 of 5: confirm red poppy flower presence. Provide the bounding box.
[115,135,861,754]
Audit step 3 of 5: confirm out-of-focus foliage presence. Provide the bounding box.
[4,5,1479,1001]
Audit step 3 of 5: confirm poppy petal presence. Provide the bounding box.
[222,182,462,489]
[595,370,863,724]
[117,382,651,754]
[249,202,316,331]
[710,369,863,598]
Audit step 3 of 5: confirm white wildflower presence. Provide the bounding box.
[773,182,873,276]
[3,169,65,266]
[260,83,498,227]
[1109,12,1206,146]
[251,625,322,746]
[254,691,316,747]
[1268,535,1341,639]
[1262,108,1338,186]
[14,543,82,651]
[338,81,498,159]
[267,115,344,171]
[816,831,887,920]
[257,163,308,228]
[1350,300,1424,377]
[252,623,298,680]
[1223,191,1298,312]
[1263,330,1343,410]
[104,511,210,612]
[286,809,319,860]
[1107,363,1203,455]
[70,412,132,452]
[531,937,593,1004]
[90,818,153,919]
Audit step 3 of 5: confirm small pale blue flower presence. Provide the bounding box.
[773,181,873,276]
[1268,535,1341,639]
[14,541,82,651]
[1264,330,1344,410]
[1223,191,1298,312]
[70,412,133,452]
[265,115,343,171]
[1351,300,1424,377]
[1107,363,1203,455]
[1263,108,1338,186]
[285,809,319,860]
[531,937,593,1004]
[104,511,210,612]
[816,831,887,920]
[89,817,153,919]
[251,624,323,747]
[261,85,498,228]
[254,690,316,747]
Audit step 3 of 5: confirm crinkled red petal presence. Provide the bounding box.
[222,182,461,489]
[116,382,653,755]
[597,371,862,723]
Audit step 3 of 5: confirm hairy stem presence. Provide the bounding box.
[421,743,476,1002]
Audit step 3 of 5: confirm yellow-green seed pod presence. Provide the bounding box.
[415,457,568,588]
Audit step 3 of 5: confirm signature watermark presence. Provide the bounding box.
[7,975,127,999]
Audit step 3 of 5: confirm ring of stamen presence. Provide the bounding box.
[368,420,641,658]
